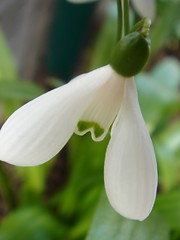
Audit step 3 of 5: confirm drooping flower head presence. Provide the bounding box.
[0,1,158,221]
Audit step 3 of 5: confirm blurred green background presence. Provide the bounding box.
[0,0,179,239]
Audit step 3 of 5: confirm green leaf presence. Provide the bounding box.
[155,191,180,229]
[151,0,180,55]
[0,81,44,101]
[136,73,177,127]
[16,161,53,204]
[51,134,108,239]
[136,57,180,128]
[0,28,17,80]
[53,134,107,213]
[86,192,170,240]
[0,206,66,240]
[154,121,180,191]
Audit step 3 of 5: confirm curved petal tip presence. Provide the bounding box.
[104,78,158,221]
[0,66,110,166]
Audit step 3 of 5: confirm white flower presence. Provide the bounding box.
[0,65,157,221]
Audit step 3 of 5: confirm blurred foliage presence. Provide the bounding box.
[151,0,180,56]
[0,206,67,240]
[0,27,44,119]
[0,28,17,81]
[86,192,170,240]
[0,0,179,240]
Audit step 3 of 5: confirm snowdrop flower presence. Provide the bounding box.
[0,66,157,220]
[0,17,157,220]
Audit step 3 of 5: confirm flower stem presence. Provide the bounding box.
[116,0,130,40]
[116,0,123,40]
[123,0,130,35]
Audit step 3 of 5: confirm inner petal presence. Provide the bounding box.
[75,67,125,141]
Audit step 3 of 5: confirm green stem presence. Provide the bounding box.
[123,0,130,35]
[116,0,123,41]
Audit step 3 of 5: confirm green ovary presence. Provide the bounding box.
[77,121,104,138]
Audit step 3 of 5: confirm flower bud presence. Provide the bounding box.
[110,32,151,77]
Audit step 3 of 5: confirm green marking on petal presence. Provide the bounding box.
[77,121,105,138]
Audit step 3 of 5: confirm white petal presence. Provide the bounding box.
[104,78,158,221]
[131,0,156,21]
[75,66,124,141]
[0,66,109,166]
